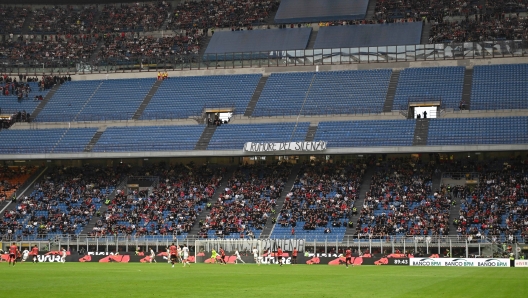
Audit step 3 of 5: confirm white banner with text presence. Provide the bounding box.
[244,141,327,152]
[409,258,510,267]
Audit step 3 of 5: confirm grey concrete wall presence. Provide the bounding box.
[1,144,527,161]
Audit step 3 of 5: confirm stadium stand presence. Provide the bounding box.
[272,161,365,241]
[0,81,51,115]
[199,163,291,239]
[92,125,205,152]
[204,28,312,57]
[75,78,154,121]
[29,5,97,35]
[92,163,222,240]
[457,159,528,244]
[275,0,368,23]
[168,0,279,30]
[0,37,98,64]
[97,2,172,33]
[392,66,465,110]
[207,122,310,150]
[471,64,528,110]
[427,117,528,146]
[0,166,37,202]
[314,22,422,49]
[0,128,97,154]
[252,69,392,117]
[36,78,154,122]
[314,120,416,148]
[357,158,449,239]
[0,6,30,34]
[97,34,203,65]
[141,74,261,120]
[1,165,122,240]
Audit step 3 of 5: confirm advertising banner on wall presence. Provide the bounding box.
[409,258,510,267]
[0,251,194,263]
[514,260,528,267]
[195,252,410,266]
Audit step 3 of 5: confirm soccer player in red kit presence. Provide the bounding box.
[345,248,352,268]
[277,246,283,267]
[219,247,227,265]
[9,242,18,266]
[31,245,39,263]
[169,243,178,268]
[292,247,298,265]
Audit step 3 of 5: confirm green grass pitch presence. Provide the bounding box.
[2,262,526,297]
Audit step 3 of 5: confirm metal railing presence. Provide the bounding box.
[1,234,524,258]
[1,40,527,75]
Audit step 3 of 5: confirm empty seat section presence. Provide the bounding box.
[0,128,65,153]
[207,122,310,150]
[77,78,155,121]
[393,66,465,110]
[36,80,102,122]
[54,128,97,153]
[140,74,261,120]
[471,64,528,110]
[253,69,391,117]
[92,125,205,152]
[427,117,528,145]
[315,120,416,147]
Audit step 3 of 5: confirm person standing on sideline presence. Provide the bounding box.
[149,248,157,263]
[345,248,352,268]
[61,247,67,263]
[8,242,18,266]
[277,246,283,267]
[210,249,218,264]
[22,248,29,262]
[31,245,39,263]
[252,247,260,265]
[292,247,298,265]
[177,245,183,263]
[234,249,245,264]
[219,247,227,265]
[182,244,191,267]
[169,243,178,268]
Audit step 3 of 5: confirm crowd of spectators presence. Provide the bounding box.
[96,32,202,64]
[0,36,98,63]
[0,6,30,34]
[276,161,365,233]
[97,2,172,33]
[371,0,528,43]
[0,165,125,240]
[29,6,98,35]
[198,162,290,239]
[356,158,451,239]
[429,15,528,43]
[91,163,222,238]
[168,0,279,31]
[455,158,528,244]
